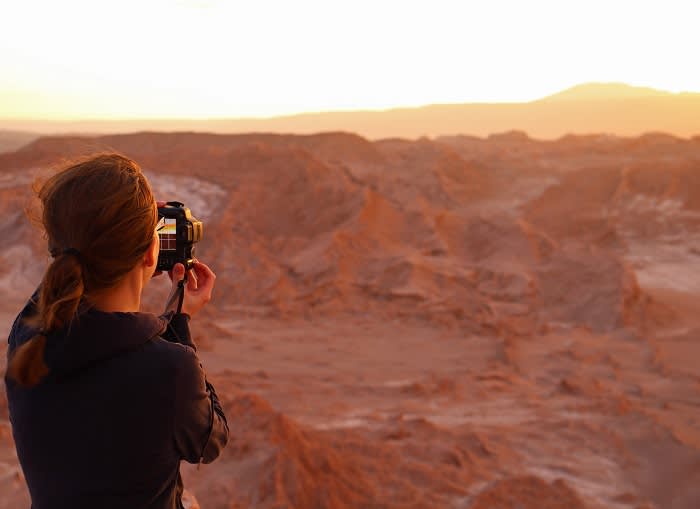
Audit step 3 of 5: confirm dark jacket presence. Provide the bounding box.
[5,293,229,509]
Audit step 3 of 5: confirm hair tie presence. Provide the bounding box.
[63,248,81,258]
[49,247,81,259]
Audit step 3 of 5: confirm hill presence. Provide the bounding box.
[540,82,672,102]
[1,83,699,139]
[0,130,39,154]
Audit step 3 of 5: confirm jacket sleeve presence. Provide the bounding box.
[160,312,196,350]
[171,339,229,464]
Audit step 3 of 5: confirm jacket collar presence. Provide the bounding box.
[11,293,167,379]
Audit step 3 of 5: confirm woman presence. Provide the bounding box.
[4,154,228,508]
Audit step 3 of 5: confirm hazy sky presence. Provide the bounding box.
[1,0,698,119]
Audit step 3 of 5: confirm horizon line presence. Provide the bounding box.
[3,81,700,126]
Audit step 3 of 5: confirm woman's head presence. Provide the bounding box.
[40,153,158,293]
[7,153,159,386]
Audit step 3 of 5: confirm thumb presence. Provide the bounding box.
[171,263,186,284]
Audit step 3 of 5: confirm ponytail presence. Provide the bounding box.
[7,152,157,386]
[7,250,84,387]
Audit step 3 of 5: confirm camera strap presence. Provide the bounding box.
[176,274,186,314]
[164,273,188,315]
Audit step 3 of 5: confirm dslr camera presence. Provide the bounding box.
[156,201,203,271]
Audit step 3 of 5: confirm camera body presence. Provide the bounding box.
[157,201,203,271]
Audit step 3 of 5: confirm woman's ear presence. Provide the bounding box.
[144,232,159,269]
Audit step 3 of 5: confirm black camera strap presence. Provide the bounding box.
[176,275,186,314]
[164,273,188,315]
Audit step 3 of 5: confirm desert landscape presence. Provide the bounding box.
[0,127,699,509]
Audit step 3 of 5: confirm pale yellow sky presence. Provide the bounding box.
[1,0,698,120]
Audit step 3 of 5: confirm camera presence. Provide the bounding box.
[156,201,203,271]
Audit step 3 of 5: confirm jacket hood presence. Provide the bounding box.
[10,295,167,379]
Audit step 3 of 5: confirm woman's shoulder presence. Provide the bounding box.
[147,335,200,372]
[7,291,41,352]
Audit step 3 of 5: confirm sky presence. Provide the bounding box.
[1,0,698,120]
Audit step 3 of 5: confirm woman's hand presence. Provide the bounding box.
[168,261,216,317]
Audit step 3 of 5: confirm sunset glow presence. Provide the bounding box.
[1,0,698,120]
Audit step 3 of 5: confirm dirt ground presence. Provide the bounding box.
[1,131,699,508]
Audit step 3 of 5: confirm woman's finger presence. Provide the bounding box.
[193,261,216,282]
[186,266,198,291]
[170,263,185,284]
[192,261,215,298]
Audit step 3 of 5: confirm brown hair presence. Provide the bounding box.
[6,153,158,386]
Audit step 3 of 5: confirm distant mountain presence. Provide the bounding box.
[539,82,672,102]
[1,83,699,139]
[0,129,39,153]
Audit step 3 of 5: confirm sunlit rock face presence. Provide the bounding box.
[1,131,699,509]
